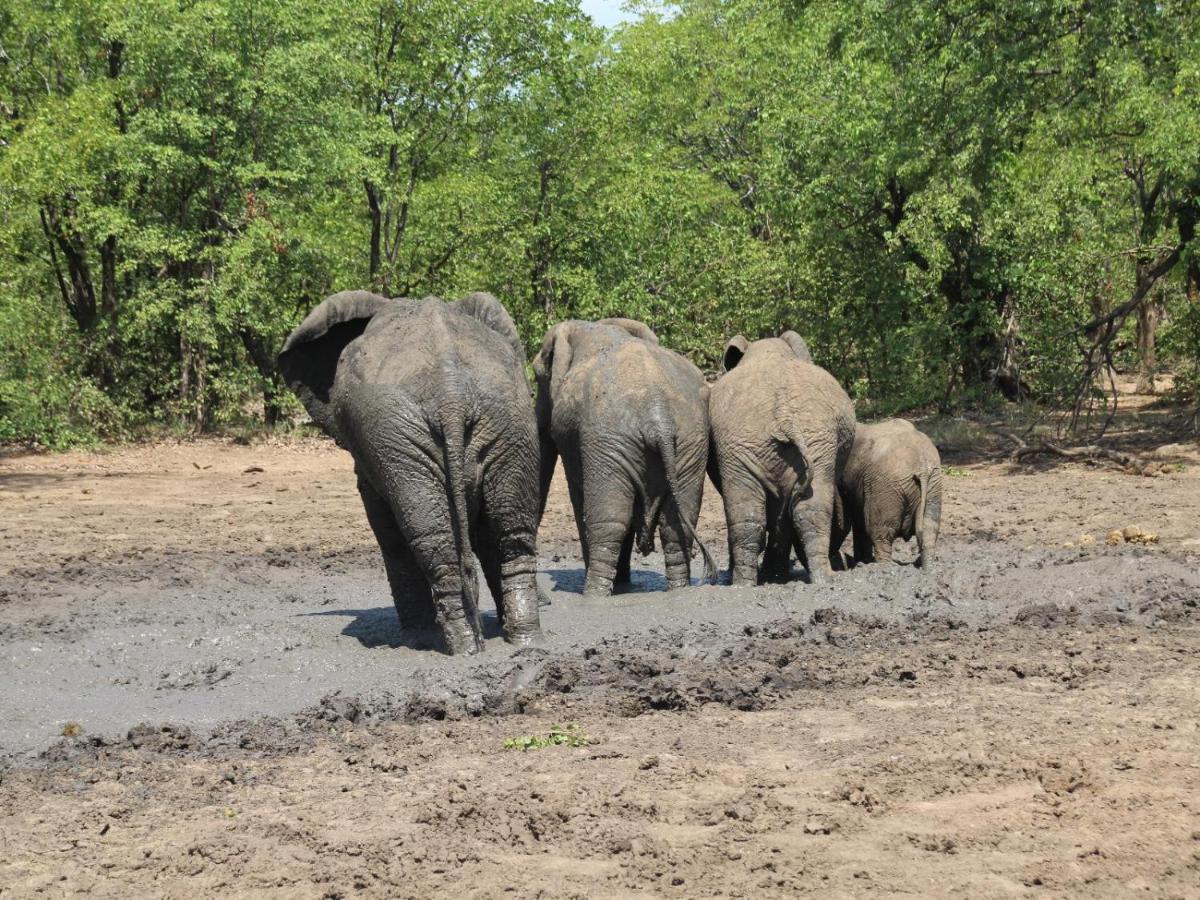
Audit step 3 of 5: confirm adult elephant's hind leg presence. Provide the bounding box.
[721,473,767,587]
[356,471,435,630]
[480,442,543,645]
[383,472,480,656]
[660,467,704,590]
[792,477,837,585]
[614,494,640,590]
[581,465,636,598]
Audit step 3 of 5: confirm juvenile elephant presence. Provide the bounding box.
[833,419,943,568]
[278,290,541,655]
[708,332,855,586]
[534,318,716,596]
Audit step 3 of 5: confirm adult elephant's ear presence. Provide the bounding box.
[598,317,659,345]
[533,322,576,389]
[780,330,812,363]
[455,292,526,362]
[278,290,392,437]
[722,335,749,372]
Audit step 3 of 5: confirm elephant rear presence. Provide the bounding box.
[838,419,942,568]
[280,292,542,656]
[709,334,856,585]
[534,319,714,595]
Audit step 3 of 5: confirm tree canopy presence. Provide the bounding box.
[2,0,1197,445]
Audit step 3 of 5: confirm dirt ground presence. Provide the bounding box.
[1,396,1199,897]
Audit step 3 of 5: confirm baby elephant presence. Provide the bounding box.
[534,318,716,596]
[834,419,943,568]
[279,291,542,655]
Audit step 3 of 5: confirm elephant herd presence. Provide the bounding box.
[279,291,943,655]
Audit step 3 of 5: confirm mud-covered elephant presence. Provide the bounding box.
[278,290,541,655]
[708,332,855,585]
[534,318,715,596]
[833,419,942,568]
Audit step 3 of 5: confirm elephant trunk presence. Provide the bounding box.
[649,412,716,585]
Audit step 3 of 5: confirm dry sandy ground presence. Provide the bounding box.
[1,404,1199,897]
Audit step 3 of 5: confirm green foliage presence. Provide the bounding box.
[1,0,1197,445]
[503,723,591,751]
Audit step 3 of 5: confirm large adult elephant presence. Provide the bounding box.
[708,332,855,586]
[534,318,716,597]
[278,290,541,655]
[833,419,943,568]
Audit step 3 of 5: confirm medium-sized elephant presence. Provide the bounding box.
[833,419,943,568]
[708,331,855,586]
[279,290,542,655]
[534,318,716,596]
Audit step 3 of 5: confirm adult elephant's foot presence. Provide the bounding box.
[438,614,483,656]
[505,627,545,648]
[583,578,614,598]
[805,565,831,586]
[536,584,552,607]
[499,578,542,645]
[729,564,759,587]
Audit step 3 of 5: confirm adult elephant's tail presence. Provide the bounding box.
[440,410,483,650]
[648,411,716,585]
[771,415,814,517]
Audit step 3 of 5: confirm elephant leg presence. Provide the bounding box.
[721,475,766,587]
[479,445,543,647]
[356,472,435,630]
[829,492,850,571]
[916,485,942,569]
[561,450,589,567]
[658,501,690,591]
[581,467,636,598]
[659,465,704,591]
[379,467,480,656]
[486,519,541,645]
[872,536,896,563]
[863,499,897,565]
[792,478,836,585]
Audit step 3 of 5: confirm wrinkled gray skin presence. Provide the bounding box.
[534,318,716,597]
[833,419,943,569]
[708,332,856,586]
[278,291,541,655]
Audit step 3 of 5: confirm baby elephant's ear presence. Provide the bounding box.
[278,290,392,438]
[722,334,749,372]
[455,292,525,362]
[779,330,812,363]
[598,317,659,345]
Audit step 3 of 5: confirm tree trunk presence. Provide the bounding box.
[527,160,555,319]
[1134,287,1160,394]
[365,178,382,284]
[239,329,285,426]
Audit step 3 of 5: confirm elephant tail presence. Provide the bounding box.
[440,411,483,650]
[648,414,716,585]
[770,416,814,521]
[914,467,935,568]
